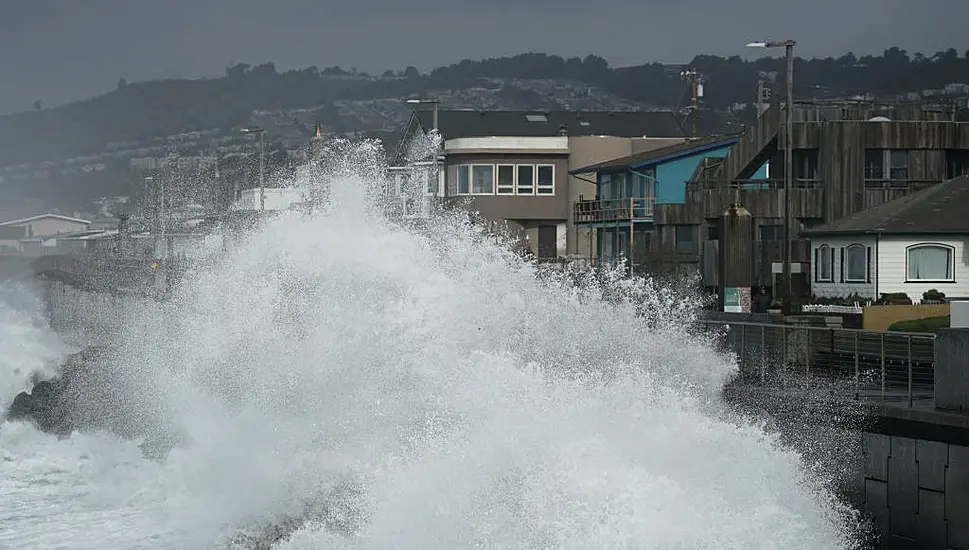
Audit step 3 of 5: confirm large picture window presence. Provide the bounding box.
[844,244,868,282]
[446,163,557,196]
[906,244,954,281]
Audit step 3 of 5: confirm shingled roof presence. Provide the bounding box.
[570,134,742,175]
[803,176,969,236]
[411,109,687,139]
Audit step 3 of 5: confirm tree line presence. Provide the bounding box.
[1,47,967,167]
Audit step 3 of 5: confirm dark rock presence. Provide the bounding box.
[4,346,185,460]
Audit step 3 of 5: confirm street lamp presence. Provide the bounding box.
[747,39,795,308]
[406,98,439,132]
[241,126,266,211]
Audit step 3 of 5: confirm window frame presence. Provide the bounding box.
[496,164,515,195]
[470,164,495,195]
[816,244,833,282]
[673,224,696,255]
[844,243,868,283]
[536,164,555,195]
[516,164,535,195]
[905,243,956,283]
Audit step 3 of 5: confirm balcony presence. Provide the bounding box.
[573,197,656,226]
[685,178,826,219]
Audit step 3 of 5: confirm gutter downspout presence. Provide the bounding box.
[874,231,881,302]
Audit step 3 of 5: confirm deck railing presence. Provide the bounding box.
[694,319,936,407]
[573,197,655,224]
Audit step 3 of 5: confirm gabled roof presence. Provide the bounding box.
[569,134,742,175]
[804,176,969,236]
[408,109,686,139]
[0,213,91,226]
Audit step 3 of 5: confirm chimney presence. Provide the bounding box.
[558,124,568,136]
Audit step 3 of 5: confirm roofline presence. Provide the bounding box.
[805,228,969,237]
[0,213,92,226]
[568,136,740,175]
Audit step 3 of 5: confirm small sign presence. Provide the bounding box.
[724,287,751,313]
[150,262,159,270]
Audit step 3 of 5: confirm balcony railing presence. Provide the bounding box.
[573,197,655,225]
[692,178,824,190]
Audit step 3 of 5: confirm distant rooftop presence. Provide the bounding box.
[804,176,969,236]
[0,213,91,226]
[570,134,742,175]
[410,109,688,139]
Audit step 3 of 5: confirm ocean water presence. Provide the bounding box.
[0,140,862,549]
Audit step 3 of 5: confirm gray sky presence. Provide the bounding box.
[0,0,966,114]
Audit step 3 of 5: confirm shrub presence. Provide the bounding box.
[922,289,946,302]
[888,315,950,333]
[876,292,912,305]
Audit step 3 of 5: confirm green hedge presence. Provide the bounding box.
[888,315,951,334]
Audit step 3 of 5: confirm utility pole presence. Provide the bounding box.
[747,39,796,308]
[680,69,702,138]
[241,126,266,211]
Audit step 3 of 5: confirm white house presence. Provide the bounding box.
[805,175,969,302]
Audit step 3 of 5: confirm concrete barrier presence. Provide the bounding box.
[936,328,969,412]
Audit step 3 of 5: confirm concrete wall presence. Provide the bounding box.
[953,302,969,328]
[863,304,951,331]
[936,328,969,412]
[863,432,969,549]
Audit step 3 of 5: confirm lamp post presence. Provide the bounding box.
[241,126,266,211]
[747,39,795,308]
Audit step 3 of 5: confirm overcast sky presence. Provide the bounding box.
[1,0,966,114]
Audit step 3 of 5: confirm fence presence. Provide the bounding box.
[695,320,936,407]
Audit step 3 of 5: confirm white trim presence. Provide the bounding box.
[844,243,868,283]
[470,164,496,195]
[444,136,569,153]
[816,244,833,282]
[516,164,535,196]
[905,242,955,282]
[0,213,91,226]
[536,164,555,195]
[496,164,515,195]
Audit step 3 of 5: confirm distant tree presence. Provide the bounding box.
[32,100,42,111]
[382,69,395,78]
[226,63,250,79]
[117,78,128,89]
[403,66,420,79]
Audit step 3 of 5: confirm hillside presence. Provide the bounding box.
[1,47,968,219]
[3,47,969,166]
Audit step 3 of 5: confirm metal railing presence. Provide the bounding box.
[573,197,655,224]
[695,320,936,407]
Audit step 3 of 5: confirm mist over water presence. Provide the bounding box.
[2,140,861,549]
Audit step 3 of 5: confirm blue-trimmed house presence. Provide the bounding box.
[571,135,767,271]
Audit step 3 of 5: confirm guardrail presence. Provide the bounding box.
[573,197,655,224]
[695,319,936,407]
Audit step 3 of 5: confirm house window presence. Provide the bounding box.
[906,244,954,281]
[864,149,909,181]
[536,165,554,195]
[497,165,515,195]
[864,150,884,180]
[448,165,471,195]
[844,243,868,282]
[889,151,909,180]
[759,224,783,242]
[816,244,833,282]
[517,165,534,195]
[674,225,695,254]
[471,165,494,194]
